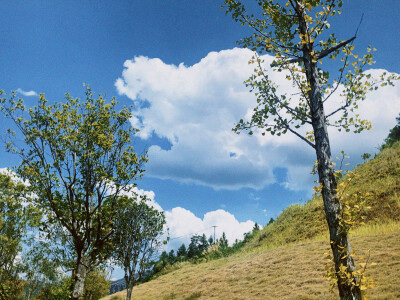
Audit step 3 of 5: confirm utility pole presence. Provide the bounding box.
[212,226,217,244]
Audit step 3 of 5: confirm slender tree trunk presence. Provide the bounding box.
[306,59,362,300]
[71,253,89,300]
[293,2,362,297]
[126,286,133,300]
[125,274,133,300]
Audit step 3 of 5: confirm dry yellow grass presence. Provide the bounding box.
[103,145,400,300]
[103,227,400,300]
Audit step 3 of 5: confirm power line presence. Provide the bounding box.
[168,226,215,241]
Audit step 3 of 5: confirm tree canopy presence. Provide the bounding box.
[224,0,399,298]
[112,194,165,300]
[0,86,147,299]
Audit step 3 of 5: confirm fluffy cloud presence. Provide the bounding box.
[116,184,255,250]
[164,207,255,251]
[116,48,400,191]
[16,88,38,97]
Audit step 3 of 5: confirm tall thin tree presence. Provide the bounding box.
[224,1,398,299]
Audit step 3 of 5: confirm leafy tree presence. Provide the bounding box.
[159,251,169,263]
[0,86,147,299]
[32,270,108,300]
[187,234,204,258]
[176,244,187,259]
[219,232,229,249]
[152,251,169,275]
[224,1,399,298]
[267,218,275,225]
[208,235,214,245]
[112,195,165,300]
[381,113,400,150]
[253,222,260,232]
[0,171,38,299]
[198,234,209,253]
[361,153,371,162]
[33,276,71,300]
[187,235,201,259]
[23,243,62,300]
[168,250,176,264]
[82,270,110,300]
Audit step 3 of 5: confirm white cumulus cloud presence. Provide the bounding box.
[115,185,256,251]
[116,48,400,191]
[164,207,255,251]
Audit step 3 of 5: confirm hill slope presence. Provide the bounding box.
[246,143,400,251]
[104,143,400,299]
[104,226,400,299]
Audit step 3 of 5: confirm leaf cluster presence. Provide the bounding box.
[112,194,166,287]
[225,0,399,147]
[0,171,40,298]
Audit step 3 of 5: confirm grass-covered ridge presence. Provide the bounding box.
[103,143,400,299]
[245,142,400,252]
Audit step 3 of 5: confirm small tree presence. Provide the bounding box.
[187,235,203,259]
[0,171,38,299]
[168,250,176,264]
[253,222,260,232]
[176,244,187,260]
[224,1,398,298]
[82,269,111,300]
[381,113,400,150]
[23,243,61,300]
[361,153,371,162]
[112,195,165,300]
[0,86,147,299]
[219,232,229,249]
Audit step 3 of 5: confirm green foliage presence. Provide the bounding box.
[30,269,109,300]
[150,229,258,280]
[82,270,110,300]
[381,113,400,150]
[187,234,209,259]
[361,153,371,162]
[177,244,187,259]
[0,171,39,299]
[112,194,165,295]
[33,276,71,300]
[0,86,147,297]
[224,2,399,297]
[219,232,229,249]
[224,0,399,141]
[23,243,63,300]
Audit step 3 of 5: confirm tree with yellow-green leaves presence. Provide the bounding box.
[0,86,147,300]
[0,171,38,300]
[223,0,399,299]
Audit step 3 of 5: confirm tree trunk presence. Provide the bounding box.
[306,59,362,300]
[126,286,133,300]
[125,274,133,300]
[71,254,89,300]
[293,2,362,297]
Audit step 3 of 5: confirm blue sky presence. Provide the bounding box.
[1,0,400,263]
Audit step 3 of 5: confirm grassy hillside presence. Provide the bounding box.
[246,142,400,251]
[103,143,400,299]
[104,225,400,300]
